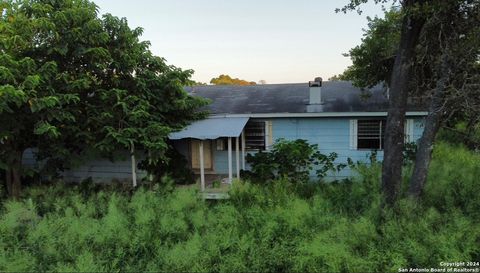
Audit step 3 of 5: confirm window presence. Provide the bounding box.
[357,119,386,150]
[215,121,270,151]
[245,121,266,151]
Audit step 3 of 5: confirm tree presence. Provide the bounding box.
[342,0,428,205]
[340,10,402,88]
[210,74,256,85]
[340,1,480,202]
[88,14,208,183]
[408,1,480,198]
[0,0,207,197]
[1,0,101,197]
[327,75,343,81]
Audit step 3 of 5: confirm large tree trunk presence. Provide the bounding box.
[408,54,450,198]
[5,151,23,199]
[381,5,425,206]
[5,169,12,196]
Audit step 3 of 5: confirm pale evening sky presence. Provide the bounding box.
[94,0,389,84]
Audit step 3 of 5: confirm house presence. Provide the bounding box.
[169,78,427,191]
[22,78,426,190]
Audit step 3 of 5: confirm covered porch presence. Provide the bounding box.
[169,117,250,197]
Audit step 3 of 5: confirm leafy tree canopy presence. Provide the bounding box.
[210,74,256,86]
[0,0,208,196]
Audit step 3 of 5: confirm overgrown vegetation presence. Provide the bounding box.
[0,143,478,272]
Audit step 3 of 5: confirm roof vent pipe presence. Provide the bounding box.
[307,77,324,112]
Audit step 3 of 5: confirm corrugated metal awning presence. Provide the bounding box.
[169,117,249,140]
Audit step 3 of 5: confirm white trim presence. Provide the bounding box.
[210,111,428,118]
[405,119,414,143]
[235,137,240,179]
[130,143,137,187]
[265,120,273,150]
[199,141,205,191]
[241,131,246,170]
[349,120,358,150]
[228,137,232,184]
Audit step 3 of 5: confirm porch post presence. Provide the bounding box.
[228,137,232,183]
[199,140,205,191]
[130,142,137,188]
[236,136,240,179]
[241,130,246,170]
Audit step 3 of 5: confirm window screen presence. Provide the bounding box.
[357,120,386,149]
[244,121,266,151]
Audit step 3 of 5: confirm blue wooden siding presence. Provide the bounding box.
[413,118,424,141]
[62,156,147,183]
[22,149,38,168]
[208,117,425,180]
[272,118,372,180]
[212,147,249,175]
[21,117,424,183]
[22,148,146,183]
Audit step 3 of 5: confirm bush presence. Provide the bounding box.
[242,139,344,184]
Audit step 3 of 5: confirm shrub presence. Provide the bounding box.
[242,138,344,184]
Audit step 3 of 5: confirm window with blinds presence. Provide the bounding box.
[244,121,266,151]
[357,120,386,150]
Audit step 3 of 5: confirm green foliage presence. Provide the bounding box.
[403,141,418,163]
[139,144,195,185]
[209,74,256,85]
[340,9,401,88]
[437,121,480,151]
[0,0,208,194]
[0,143,478,272]
[33,120,59,138]
[423,144,480,218]
[243,139,344,184]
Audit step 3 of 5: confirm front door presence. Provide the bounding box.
[191,140,213,170]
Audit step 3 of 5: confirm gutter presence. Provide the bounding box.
[210,111,429,118]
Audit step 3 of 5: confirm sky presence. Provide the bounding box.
[93,0,389,84]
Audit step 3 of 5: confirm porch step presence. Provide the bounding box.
[200,192,230,200]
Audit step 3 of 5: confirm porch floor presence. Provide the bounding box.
[178,175,232,199]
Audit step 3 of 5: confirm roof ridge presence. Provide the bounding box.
[189,80,353,88]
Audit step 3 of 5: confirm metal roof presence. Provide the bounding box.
[186,81,426,114]
[169,117,249,140]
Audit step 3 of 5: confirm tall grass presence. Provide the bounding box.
[0,142,478,272]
